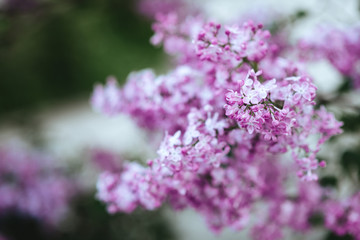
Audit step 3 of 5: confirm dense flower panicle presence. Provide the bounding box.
[0,146,74,226]
[298,25,360,88]
[223,70,340,180]
[92,13,349,239]
[96,106,288,231]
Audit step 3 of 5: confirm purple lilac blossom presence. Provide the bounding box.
[91,11,351,239]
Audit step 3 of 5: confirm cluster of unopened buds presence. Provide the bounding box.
[90,4,360,239]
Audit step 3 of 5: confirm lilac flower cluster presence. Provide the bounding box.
[91,11,348,239]
[298,25,360,88]
[0,145,74,226]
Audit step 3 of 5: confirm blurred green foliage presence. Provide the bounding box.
[340,150,360,182]
[325,232,354,240]
[341,112,360,132]
[58,194,176,240]
[319,175,338,188]
[0,0,163,115]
